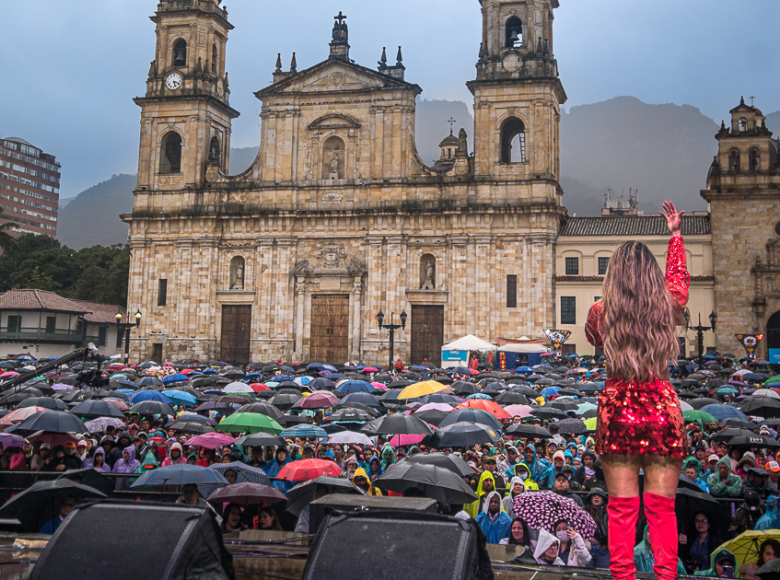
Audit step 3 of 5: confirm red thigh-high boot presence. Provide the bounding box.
[607,496,639,580]
[644,492,678,580]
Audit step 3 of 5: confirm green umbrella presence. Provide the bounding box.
[765,376,780,386]
[682,409,716,423]
[216,412,283,435]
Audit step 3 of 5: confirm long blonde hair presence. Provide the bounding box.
[601,241,678,381]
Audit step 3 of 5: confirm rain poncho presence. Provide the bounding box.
[162,443,186,467]
[503,476,528,514]
[475,491,512,544]
[112,446,141,490]
[684,456,711,493]
[366,456,383,480]
[707,455,743,498]
[262,451,293,493]
[351,467,381,496]
[134,450,159,473]
[83,447,111,473]
[464,471,497,519]
[534,528,565,566]
[634,525,688,576]
[521,447,550,489]
[505,462,540,491]
[693,547,736,577]
[754,495,780,530]
[380,444,395,471]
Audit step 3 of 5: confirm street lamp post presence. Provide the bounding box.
[116,309,143,365]
[377,309,407,371]
[683,308,717,365]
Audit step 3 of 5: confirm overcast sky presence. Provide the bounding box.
[2,0,778,198]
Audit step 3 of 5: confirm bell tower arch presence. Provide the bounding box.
[134,0,239,190]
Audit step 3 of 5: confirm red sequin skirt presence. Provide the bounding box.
[596,377,686,459]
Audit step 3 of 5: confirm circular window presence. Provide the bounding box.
[776,222,780,237]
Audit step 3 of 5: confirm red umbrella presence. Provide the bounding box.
[454,399,512,420]
[186,432,236,449]
[295,392,338,409]
[207,482,286,505]
[0,406,48,428]
[250,383,270,392]
[276,459,342,482]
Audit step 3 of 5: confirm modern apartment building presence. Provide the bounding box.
[0,137,60,236]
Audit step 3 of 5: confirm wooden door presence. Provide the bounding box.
[151,343,163,364]
[410,305,444,366]
[310,295,350,364]
[220,305,252,366]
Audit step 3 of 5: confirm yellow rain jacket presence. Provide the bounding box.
[464,470,496,519]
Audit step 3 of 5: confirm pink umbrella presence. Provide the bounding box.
[503,404,534,418]
[295,392,338,409]
[414,403,454,414]
[186,432,236,449]
[0,406,48,427]
[370,382,388,390]
[0,372,19,379]
[388,433,429,448]
[362,367,380,373]
[104,399,129,411]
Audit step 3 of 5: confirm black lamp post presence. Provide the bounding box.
[116,309,143,365]
[683,308,717,365]
[377,309,407,371]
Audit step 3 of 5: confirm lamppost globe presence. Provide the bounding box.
[115,310,123,323]
[709,310,718,331]
[400,309,407,330]
[135,309,143,328]
[376,310,384,329]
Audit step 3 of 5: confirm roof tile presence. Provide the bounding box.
[558,215,710,237]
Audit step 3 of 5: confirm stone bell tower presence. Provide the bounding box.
[468,0,566,202]
[134,0,239,192]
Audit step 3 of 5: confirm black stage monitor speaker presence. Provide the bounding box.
[29,500,234,580]
[303,510,493,580]
[308,493,437,533]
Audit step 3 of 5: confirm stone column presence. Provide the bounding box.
[293,276,306,359]
[350,276,363,361]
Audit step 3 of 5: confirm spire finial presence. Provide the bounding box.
[290,52,297,73]
[447,117,456,135]
[396,46,403,65]
[275,53,282,74]
[378,47,387,70]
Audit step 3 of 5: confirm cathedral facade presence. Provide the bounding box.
[125,0,567,366]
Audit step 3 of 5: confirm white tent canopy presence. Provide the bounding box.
[497,343,549,354]
[441,334,495,351]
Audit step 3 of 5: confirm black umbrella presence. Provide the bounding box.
[727,435,780,449]
[677,473,704,493]
[267,393,302,411]
[340,392,383,407]
[12,410,88,436]
[675,487,728,536]
[332,401,380,416]
[531,406,568,420]
[757,557,780,580]
[495,391,530,405]
[386,381,413,389]
[710,428,757,443]
[0,479,106,532]
[373,463,477,504]
[740,398,780,419]
[438,408,502,430]
[70,399,126,419]
[413,409,450,427]
[128,400,175,416]
[557,388,582,398]
[308,378,335,390]
[550,399,579,412]
[361,413,433,436]
[450,381,478,396]
[425,421,500,448]
[401,452,476,477]
[718,418,756,429]
[57,469,114,496]
[276,414,308,426]
[166,418,215,434]
[16,397,68,411]
[504,424,553,439]
[328,408,374,423]
[557,417,587,435]
[418,393,461,405]
[235,402,283,419]
[286,476,364,517]
[234,433,286,447]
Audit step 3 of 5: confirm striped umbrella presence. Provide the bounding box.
[280,424,328,440]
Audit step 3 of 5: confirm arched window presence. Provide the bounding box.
[230,256,245,290]
[500,117,526,164]
[322,136,345,179]
[173,39,187,68]
[739,118,748,132]
[749,147,761,172]
[208,136,221,167]
[212,44,218,75]
[728,148,741,173]
[160,132,182,174]
[420,254,436,290]
[505,17,523,48]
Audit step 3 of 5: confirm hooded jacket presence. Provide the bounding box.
[634,525,688,576]
[755,495,780,530]
[503,476,526,514]
[162,443,186,467]
[108,431,132,468]
[83,447,111,473]
[464,471,497,519]
[351,467,381,496]
[112,445,141,490]
[684,456,711,493]
[707,455,743,498]
[573,451,597,487]
[475,491,513,544]
[367,456,383,480]
[134,450,159,473]
[533,528,566,566]
[693,547,736,577]
[380,444,395,471]
[505,462,540,491]
[262,450,293,493]
[521,447,550,489]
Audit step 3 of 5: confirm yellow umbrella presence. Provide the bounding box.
[397,380,448,401]
[583,417,598,431]
[714,530,780,568]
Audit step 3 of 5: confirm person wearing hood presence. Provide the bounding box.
[730,490,765,537]
[476,491,512,544]
[534,528,566,566]
[585,488,610,569]
[506,462,540,491]
[503,476,527,514]
[380,444,395,472]
[342,455,359,479]
[573,450,599,488]
[108,431,132,469]
[744,467,770,499]
[367,456,383,481]
[83,447,110,473]
[755,495,780,530]
[499,446,521,477]
[522,445,550,489]
[162,442,186,467]
[42,446,76,472]
[693,547,737,578]
[635,525,688,576]
[683,458,711,493]
[263,447,293,493]
[705,455,741,498]
[352,467,381,496]
[553,519,593,567]
[464,470,497,519]
[134,449,159,474]
[112,445,141,490]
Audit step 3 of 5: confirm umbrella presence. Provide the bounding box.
[438,408,503,430]
[709,428,757,443]
[504,424,553,439]
[531,406,568,420]
[326,431,373,446]
[276,459,343,482]
[207,482,286,505]
[727,435,780,449]
[426,422,499,448]
[328,408,376,423]
[339,392,383,408]
[556,417,586,435]
[131,464,228,488]
[186,432,236,449]
[675,487,728,536]
[128,390,173,404]
[715,530,780,569]
[70,399,126,419]
[453,399,511,419]
[682,410,717,423]
[162,373,189,384]
[56,468,114,496]
[361,414,434,436]
[286,476,364,517]
[295,392,339,409]
[335,380,377,394]
[740,398,780,419]
[502,404,534,418]
[511,490,597,539]
[234,433,286,447]
[280,424,328,439]
[402,452,476,477]
[127,400,175,416]
[12,410,88,436]
[235,402,283,419]
[267,393,302,410]
[373,462,477,504]
[0,479,106,532]
[412,409,449,427]
[16,397,68,411]
[197,461,274,498]
[397,380,448,401]
[689,398,720,410]
[162,390,198,406]
[699,404,749,421]
[0,432,28,447]
[0,406,50,427]
[550,399,579,411]
[217,412,283,435]
[84,417,126,433]
[166,418,215,434]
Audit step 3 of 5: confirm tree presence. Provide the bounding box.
[0,208,17,252]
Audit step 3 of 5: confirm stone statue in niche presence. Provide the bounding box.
[230,257,245,290]
[329,152,340,179]
[421,255,436,290]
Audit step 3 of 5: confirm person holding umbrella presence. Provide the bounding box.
[585,201,689,580]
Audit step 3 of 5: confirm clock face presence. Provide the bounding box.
[165,72,182,90]
[216,79,224,97]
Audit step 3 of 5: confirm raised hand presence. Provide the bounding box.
[660,200,684,237]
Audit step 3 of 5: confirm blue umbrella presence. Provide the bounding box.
[439,408,503,431]
[700,404,749,421]
[110,378,138,390]
[280,424,328,439]
[131,464,228,488]
[162,390,198,406]
[135,376,163,388]
[273,375,295,383]
[335,380,376,394]
[448,367,472,375]
[466,393,492,400]
[280,366,295,372]
[204,368,218,375]
[515,366,534,373]
[540,386,561,397]
[128,390,173,405]
[162,373,189,384]
[115,389,136,397]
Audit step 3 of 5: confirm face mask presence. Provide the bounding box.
[556,531,569,542]
[520,472,528,480]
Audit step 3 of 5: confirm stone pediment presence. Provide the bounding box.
[255,59,422,99]
[308,113,361,130]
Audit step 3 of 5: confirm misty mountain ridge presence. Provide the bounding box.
[56,97,780,248]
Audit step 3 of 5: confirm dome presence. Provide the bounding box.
[439,134,459,147]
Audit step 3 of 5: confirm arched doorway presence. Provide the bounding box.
[768,311,780,369]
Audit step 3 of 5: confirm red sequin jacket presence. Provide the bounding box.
[585,236,690,350]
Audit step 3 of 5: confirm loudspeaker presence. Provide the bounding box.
[30,500,235,580]
[302,510,493,580]
[308,493,437,533]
